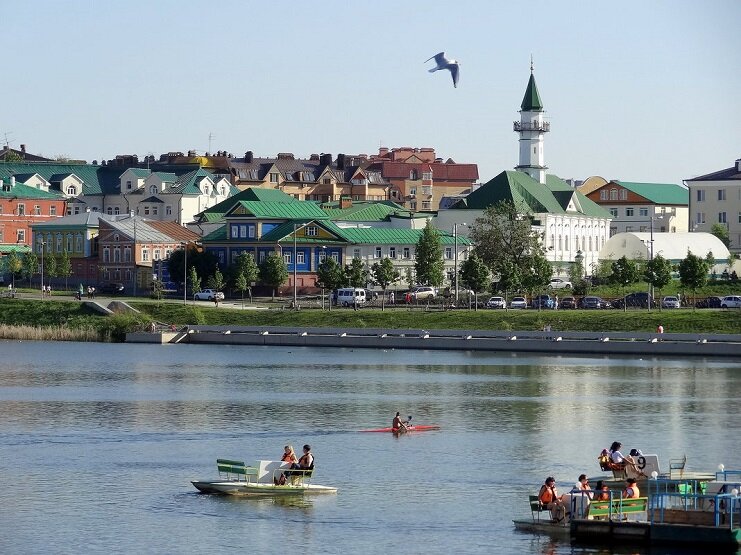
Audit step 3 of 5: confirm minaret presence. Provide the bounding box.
[514,58,550,184]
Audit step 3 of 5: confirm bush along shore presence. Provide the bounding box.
[2,298,741,342]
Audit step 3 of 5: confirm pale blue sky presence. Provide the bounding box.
[4,0,740,185]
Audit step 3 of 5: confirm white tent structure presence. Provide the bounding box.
[599,232,734,274]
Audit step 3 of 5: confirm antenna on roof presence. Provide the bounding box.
[208,132,214,154]
[2,131,13,148]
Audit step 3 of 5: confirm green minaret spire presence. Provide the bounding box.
[520,57,544,112]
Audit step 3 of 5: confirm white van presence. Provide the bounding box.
[335,288,367,307]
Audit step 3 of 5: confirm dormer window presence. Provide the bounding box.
[114,234,120,242]
[203,185,210,195]
[306,226,318,237]
[66,185,77,195]
[150,185,157,194]
[270,173,279,183]
[410,170,418,180]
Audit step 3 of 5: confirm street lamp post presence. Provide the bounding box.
[453,222,467,305]
[39,240,45,299]
[181,242,188,305]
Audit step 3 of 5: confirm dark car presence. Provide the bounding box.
[695,296,723,309]
[613,292,655,309]
[99,283,125,295]
[559,296,577,309]
[580,295,609,309]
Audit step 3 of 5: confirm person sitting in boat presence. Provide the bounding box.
[538,477,566,522]
[571,474,593,500]
[594,480,610,501]
[622,478,640,499]
[274,445,299,485]
[609,441,642,475]
[284,444,314,485]
[392,412,409,432]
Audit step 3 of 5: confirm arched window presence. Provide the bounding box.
[610,188,618,200]
[66,185,77,195]
[410,169,418,180]
[150,185,157,194]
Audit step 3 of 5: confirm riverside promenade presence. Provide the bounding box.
[128,325,741,358]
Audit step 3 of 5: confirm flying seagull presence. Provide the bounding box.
[425,52,460,88]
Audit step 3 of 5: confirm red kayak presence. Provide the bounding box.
[360,425,441,433]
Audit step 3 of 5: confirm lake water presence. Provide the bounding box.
[0,341,739,554]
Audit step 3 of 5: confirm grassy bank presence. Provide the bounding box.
[2,298,740,340]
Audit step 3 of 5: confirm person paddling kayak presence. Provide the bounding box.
[392,412,410,433]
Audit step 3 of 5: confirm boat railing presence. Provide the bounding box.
[648,477,741,529]
[717,469,741,481]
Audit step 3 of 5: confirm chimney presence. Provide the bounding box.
[340,196,352,209]
[245,151,253,163]
[736,158,741,172]
[20,144,26,153]
[309,153,320,161]
[337,153,346,170]
[320,153,332,166]
[379,147,389,156]
[10,176,15,188]
[277,153,294,160]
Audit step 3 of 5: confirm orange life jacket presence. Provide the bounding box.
[623,484,640,498]
[539,486,556,504]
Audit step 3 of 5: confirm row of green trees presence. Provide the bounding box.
[1,249,74,289]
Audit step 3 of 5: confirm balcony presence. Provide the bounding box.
[513,121,551,132]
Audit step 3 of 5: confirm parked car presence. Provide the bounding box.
[720,295,741,308]
[486,296,507,309]
[580,296,609,309]
[193,289,225,301]
[613,292,655,309]
[510,296,528,309]
[549,278,572,289]
[410,286,436,300]
[661,296,681,309]
[99,283,125,295]
[559,296,577,309]
[532,294,555,309]
[695,296,723,309]
[336,288,367,307]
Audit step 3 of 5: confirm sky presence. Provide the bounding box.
[3,0,740,185]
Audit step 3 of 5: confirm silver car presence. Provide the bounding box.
[510,296,527,309]
[661,296,681,309]
[486,296,507,309]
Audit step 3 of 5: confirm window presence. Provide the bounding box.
[296,252,305,265]
[126,180,132,190]
[114,234,119,242]
[422,201,431,210]
[124,247,131,262]
[73,206,80,214]
[410,201,417,210]
[114,207,120,215]
[107,207,113,215]
[76,235,83,252]
[599,190,608,200]
[34,205,41,215]
[270,173,279,183]
[609,208,618,217]
[103,248,110,262]
[152,206,158,216]
[403,247,410,259]
[639,208,648,217]
[444,247,452,259]
[154,249,161,261]
[50,206,57,216]
[66,235,73,252]
[331,252,339,263]
[56,235,62,252]
[389,247,396,258]
[352,248,360,259]
[67,185,77,195]
[323,178,331,184]
[230,224,238,238]
[609,189,618,201]
[114,248,121,262]
[696,189,705,202]
[409,187,417,195]
[318,250,327,263]
[17,229,25,242]
[696,212,705,224]
[410,169,418,180]
[283,252,291,265]
[374,247,382,259]
[166,206,172,216]
[422,172,432,180]
[719,212,727,224]
[306,226,317,236]
[150,185,157,194]
[144,206,150,215]
[718,189,726,201]
[625,208,634,217]
[625,226,633,232]
[18,204,25,216]
[619,190,628,200]
[738,212,741,224]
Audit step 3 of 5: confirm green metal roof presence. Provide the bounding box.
[226,200,328,219]
[321,201,411,221]
[0,244,31,254]
[453,170,610,218]
[520,73,544,112]
[202,226,227,241]
[613,181,688,205]
[0,181,65,200]
[197,187,297,222]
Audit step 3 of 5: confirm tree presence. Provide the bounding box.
[151,279,164,301]
[57,250,72,291]
[188,266,201,298]
[458,252,490,310]
[234,272,249,307]
[167,246,217,285]
[43,253,57,287]
[710,223,731,248]
[610,256,640,311]
[22,252,39,288]
[233,252,258,289]
[470,200,549,299]
[316,257,346,311]
[206,267,225,292]
[259,252,288,301]
[415,220,445,287]
[644,254,673,309]
[345,258,368,288]
[6,250,22,288]
[678,251,710,308]
[371,258,400,311]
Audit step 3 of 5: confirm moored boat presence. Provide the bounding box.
[191,458,338,496]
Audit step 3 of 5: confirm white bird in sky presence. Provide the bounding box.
[425,52,460,88]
